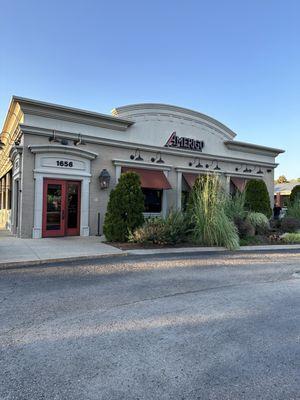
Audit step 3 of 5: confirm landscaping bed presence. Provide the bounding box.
[103,172,300,251]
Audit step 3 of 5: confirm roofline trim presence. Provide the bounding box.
[11,96,134,130]
[224,140,284,157]
[112,103,237,139]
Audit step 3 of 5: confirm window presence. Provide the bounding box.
[181,190,190,211]
[142,188,163,213]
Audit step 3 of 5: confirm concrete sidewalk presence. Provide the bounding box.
[0,234,123,267]
[1,231,300,268]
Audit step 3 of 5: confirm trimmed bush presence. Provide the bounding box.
[290,185,300,204]
[103,172,144,242]
[281,217,300,233]
[234,216,255,238]
[244,180,272,218]
[281,233,300,244]
[189,175,239,250]
[246,212,270,235]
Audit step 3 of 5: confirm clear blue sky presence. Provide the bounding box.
[1,0,299,178]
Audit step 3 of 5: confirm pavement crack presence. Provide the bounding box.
[103,275,298,311]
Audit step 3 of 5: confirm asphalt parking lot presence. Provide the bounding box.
[0,251,299,400]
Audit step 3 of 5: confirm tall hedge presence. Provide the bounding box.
[290,185,300,204]
[103,172,145,241]
[244,180,272,218]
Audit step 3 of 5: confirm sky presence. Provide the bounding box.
[0,0,299,178]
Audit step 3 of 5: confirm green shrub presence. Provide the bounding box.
[130,211,189,245]
[244,180,272,218]
[239,235,262,246]
[189,175,239,250]
[281,233,300,244]
[246,212,270,235]
[130,217,167,245]
[290,185,300,204]
[224,192,247,221]
[234,216,255,238]
[286,200,300,220]
[281,217,300,233]
[103,172,145,242]
[164,210,190,244]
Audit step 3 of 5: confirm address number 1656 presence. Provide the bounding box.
[56,160,73,167]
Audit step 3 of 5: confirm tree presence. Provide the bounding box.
[244,180,272,218]
[290,185,300,205]
[276,175,289,184]
[103,172,145,241]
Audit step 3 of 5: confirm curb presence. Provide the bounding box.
[0,252,128,270]
[1,245,300,270]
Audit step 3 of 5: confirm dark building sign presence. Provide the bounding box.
[164,131,204,152]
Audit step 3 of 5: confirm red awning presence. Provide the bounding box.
[122,167,172,189]
[182,173,200,189]
[231,177,247,192]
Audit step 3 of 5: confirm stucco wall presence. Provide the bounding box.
[19,132,275,238]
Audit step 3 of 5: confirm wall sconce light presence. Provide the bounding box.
[236,164,253,173]
[130,149,143,161]
[49,130,60,143]
[99,169,111,189]
[206,160,221,170]
[243,166,252,173]
[150,152,164,164]
[74,134,86,146]
[189,158,203,168]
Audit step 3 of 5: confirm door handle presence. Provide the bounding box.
[62,210,65,220]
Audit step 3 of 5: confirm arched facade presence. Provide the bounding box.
[0,97,284,237]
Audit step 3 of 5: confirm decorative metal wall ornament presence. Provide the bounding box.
[99,169,111,189]
[130,149,143,161]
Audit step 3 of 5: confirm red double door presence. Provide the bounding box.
[42,179,81,237]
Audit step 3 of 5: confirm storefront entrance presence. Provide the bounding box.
[42,179,81,237]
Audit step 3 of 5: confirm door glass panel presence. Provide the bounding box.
[46,184,62,230]
[67,183,79,229]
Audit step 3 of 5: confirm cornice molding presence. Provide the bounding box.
[175,167,265,178]
[113,159,172,171]
[13,96,134,131]
[28,144,98,160]
[20,124,278,168]
[9,145,23,162]
[224,140,284,157]
[112,103,237,139]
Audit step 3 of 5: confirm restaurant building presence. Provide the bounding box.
[0,97,284,238]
